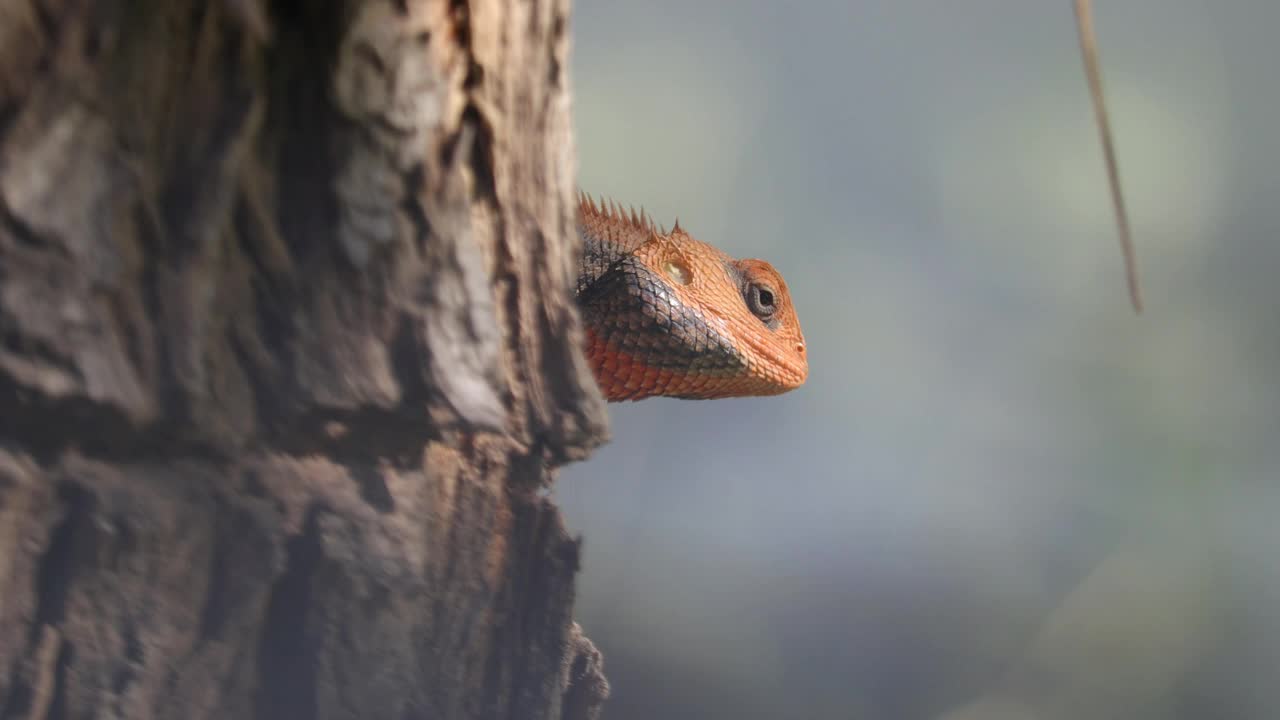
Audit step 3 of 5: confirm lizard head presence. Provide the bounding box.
[577,199,808,401]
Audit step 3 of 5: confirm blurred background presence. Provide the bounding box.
[560,2,1280,719]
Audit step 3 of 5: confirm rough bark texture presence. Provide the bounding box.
[0,1,610,718]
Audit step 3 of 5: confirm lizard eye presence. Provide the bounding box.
[746,283,776,320]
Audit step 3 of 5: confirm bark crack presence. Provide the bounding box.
[252,505,324,720]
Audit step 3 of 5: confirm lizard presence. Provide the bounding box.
[575,193,808,402]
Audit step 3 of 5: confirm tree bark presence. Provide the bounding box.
[0,1,610,718]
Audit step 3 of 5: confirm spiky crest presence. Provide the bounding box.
[577,191,666,237]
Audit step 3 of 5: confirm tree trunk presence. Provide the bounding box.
[0,1,610,718]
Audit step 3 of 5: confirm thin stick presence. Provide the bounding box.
[1073,0,1143,313]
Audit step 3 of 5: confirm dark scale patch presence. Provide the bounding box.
[577,256,745,376]
[577,227,635,294]
[722,260,747,292]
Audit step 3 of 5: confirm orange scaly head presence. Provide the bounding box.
[576,194,808,402]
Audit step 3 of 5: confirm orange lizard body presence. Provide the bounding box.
[576,194,808,402]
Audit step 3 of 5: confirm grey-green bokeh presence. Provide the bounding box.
[561,2,1280,719]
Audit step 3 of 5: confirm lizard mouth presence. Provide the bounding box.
[740,326,808,391]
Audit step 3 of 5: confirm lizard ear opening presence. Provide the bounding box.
[664,259,692,285]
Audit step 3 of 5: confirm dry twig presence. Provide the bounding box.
[1074,0,1144,313]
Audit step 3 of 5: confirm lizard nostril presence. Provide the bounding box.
[796,342,805,354]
